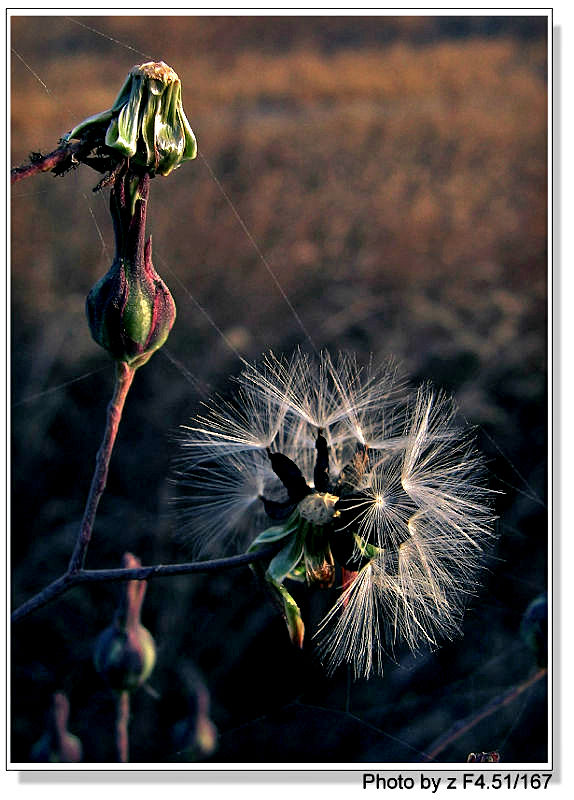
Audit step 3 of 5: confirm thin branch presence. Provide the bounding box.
[80,547,282,582]
[11,544,281,624]
[10,140,87,184]
[12,338,136,624]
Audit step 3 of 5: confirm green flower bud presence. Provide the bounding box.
[86,248,175,368]
[94,553,157,692]
[86,170,176,368]
[66,61,197,176]
[94,621,156,692]
[30,693,83,763]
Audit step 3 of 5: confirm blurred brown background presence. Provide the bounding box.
[11,15,548,764]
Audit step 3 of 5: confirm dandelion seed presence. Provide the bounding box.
[174,350,497,677]
[172,448,280,555]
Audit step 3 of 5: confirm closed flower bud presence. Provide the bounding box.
[66,61,197,176]
[86,241,175,368]
[30,693,83,763]
[94,621,156,692]
[86,170,176,368]
[94,553,156,692]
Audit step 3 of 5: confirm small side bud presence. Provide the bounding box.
[30,693,83,763]
[94,553,156,692]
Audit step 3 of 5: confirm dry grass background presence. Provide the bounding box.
[11,15,547,764]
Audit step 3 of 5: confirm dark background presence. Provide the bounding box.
[11,14,548,764]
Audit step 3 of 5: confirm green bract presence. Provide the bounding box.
[248,501,383,651]
[67,61,197,176]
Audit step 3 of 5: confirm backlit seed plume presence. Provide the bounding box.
[174,351,497,678]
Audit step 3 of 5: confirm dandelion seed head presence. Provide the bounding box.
[174,350,497,675]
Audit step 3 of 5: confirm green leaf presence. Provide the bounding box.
[248,509,300,549]
[249,523,293,550]
[267,534,304,584]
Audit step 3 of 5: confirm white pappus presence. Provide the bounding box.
[173,350,497,679]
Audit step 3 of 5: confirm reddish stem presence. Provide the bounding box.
[115,691,130,763]
[117,553,147,630]
[10,141,86,184]
[68,361,135,573]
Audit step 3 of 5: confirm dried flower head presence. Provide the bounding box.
[174,351,496,678]
[66,61,197,176]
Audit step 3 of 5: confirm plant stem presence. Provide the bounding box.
[115,691,130,763]
[68,361,135,574]
[12,573,75,623]
[10,141,87,184]
[12,544,282,624]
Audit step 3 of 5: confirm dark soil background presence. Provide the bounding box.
[11,15,548,765]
